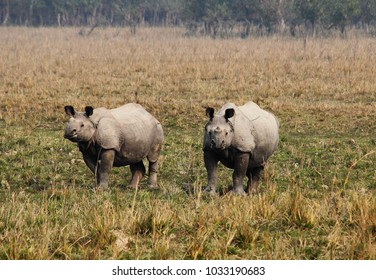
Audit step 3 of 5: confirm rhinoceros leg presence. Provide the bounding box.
[246,166,263,194]
[231,152,249,195]
[129,161,146,188]
[204,150,218,194]
[96,149,115,190]
[82,153,97,174]
[146,142,162,189]
[79,145,97,174]
[147,160,158,188]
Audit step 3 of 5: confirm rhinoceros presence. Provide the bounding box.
[64,103,164,190]
[203,101,279,195]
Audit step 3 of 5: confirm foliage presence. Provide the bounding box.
[1,0,376,36]
[293,0,322,26]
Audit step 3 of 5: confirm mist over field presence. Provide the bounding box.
[0,27,375,259]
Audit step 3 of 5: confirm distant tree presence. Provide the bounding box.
[1,0,10,25]
[293,0,322,36]
[0,0,376,37]
[260,0,285,32]
[160,0,184,25]
[322,0,361,34]
[185,0,252,37]
[359,0,376,32]
[116,0,148,35]
[227,0,261,36]
[142,0,182,26]
[99,0,124,25]
[183,0,206,23]
[204,0,232,37]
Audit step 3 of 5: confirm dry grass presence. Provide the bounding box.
[0,27,375,259]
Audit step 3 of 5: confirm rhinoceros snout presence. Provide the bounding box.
[211,139,226,150]
[64,128,78,141]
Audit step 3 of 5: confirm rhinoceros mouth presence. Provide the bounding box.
[210,145,226,152]
[64,133,78,141]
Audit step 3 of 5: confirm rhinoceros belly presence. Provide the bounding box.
[217,148,260,170]
[113,148,148,166]
[218,149,236,168]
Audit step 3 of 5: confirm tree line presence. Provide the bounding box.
[1,0,376,37]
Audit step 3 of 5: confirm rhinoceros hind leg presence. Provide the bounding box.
[129,161,146,188]
[246,166,264,194]
[147,160,159,188]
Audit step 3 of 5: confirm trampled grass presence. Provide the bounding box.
[0,27,375,259]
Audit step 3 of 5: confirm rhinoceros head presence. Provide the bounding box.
[64,106,96,143]
[204,107,235,151]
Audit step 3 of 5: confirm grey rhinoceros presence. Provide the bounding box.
[203,101,279,195]
[64,103,164,190]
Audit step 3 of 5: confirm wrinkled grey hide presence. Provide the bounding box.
[203,101,279,195]
[64,103,164,190]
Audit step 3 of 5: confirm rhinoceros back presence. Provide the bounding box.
[91,103,163,163]
[111,103,163,161]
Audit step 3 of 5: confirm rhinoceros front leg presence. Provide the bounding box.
[82,153,97,174]
[231,152,249,195]
[79,145,97,174]
[129,161,146,189]
[204,150,218,195]
[96,149,115,190]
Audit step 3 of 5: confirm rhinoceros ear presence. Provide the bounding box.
[85,106,94,117]
[224,108,235,121]
[64,106,75,116]
[206,107,214,120]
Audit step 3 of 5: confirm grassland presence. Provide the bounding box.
[0,27,375,260]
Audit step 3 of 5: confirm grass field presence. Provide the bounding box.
[0,27,375,259]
